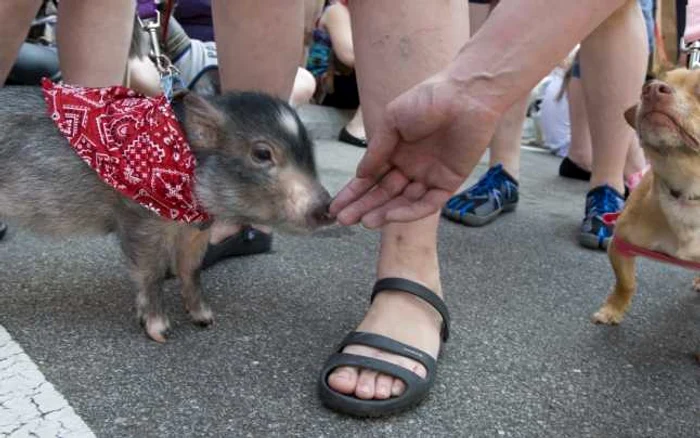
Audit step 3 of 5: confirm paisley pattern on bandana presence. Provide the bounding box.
[42,79,209,223]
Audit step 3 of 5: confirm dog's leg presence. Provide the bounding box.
[118,213,172,342]
[176,226,214,327]
[692,276,700,292]
[592,241,637,324]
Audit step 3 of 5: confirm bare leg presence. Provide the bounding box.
[579,0,647,194]
[57,0,134,86]
[566,77,593,171]
[472,1,526,179]
[0,0,41,84]
[344,106,366,141]
[488,99,527,179]
[567,74,646,182]
[290,67,316,107]
[326,0,466,400]
[209,1,303,246]
[212,0,303,98]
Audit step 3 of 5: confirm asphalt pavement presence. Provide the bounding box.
[1,87,699,437]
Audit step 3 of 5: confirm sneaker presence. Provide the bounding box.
[442,163,519,227]
[579,185,625,250]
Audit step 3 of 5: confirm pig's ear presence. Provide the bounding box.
[624,104,639,130]
[180,92,226,149]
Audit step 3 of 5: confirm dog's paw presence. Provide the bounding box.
[693,276,700,292]
[592,305,625,325]
[144,315,171,343]
[189,303,214,327]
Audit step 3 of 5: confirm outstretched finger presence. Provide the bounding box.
[329,177,377,216]
[384,189,452,223]
[359,195,412,229]
[335,169,410,226]
[357,182,429,228]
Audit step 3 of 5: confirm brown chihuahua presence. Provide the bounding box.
[593,68,700,325]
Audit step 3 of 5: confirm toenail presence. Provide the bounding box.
[334,370,349,381]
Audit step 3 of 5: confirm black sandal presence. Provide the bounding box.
[318,278,450,417]
[0,222,6,240]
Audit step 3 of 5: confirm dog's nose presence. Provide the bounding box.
[642,80,673,103]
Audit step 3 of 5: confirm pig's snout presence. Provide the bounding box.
[307,188,335,228]
[642,80,673,106]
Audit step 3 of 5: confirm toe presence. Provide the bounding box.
[374,374,394,400]
[410,361,428,379]
[355,369,378,400]
[327,366,358,395]
[391,378,405,397]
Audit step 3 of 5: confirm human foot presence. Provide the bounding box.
[319,278,449,416]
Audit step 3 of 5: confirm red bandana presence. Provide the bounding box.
[42,79,209,223]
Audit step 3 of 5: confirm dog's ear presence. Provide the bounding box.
[624,104,638,130]
[180,92,226,149]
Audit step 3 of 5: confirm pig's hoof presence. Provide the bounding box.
[189,305,214,327]
[145,315,170,342]
[592,305,624,325]
[693,276,700,292]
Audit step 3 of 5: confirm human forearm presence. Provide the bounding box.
[449,0,631,116]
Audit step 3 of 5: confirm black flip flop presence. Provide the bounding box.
[200,226,272,270]
[0,222,6,240]
[318,278,450,417]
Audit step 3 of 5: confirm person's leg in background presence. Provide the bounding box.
[0,0,42,241]
[442,0,525,228]
[578,0,647,250]
[561,68,647,188]
[57,0,134,87]
[0,0,42,85]
[290,67,316,107]
[212,0,303,98]
[624,0,653,190]
[203,1,305,266]
[559,72,594,181]
[319,0,466,412]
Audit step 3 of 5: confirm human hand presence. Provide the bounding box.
[329,70,500,228]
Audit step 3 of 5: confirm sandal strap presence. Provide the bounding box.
[371,277,450,342]
[319,332,438,416]
[336,331,437,371]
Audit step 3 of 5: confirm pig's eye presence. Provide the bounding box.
[251,143,274,164]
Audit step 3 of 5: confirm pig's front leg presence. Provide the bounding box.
[176,226,214,327]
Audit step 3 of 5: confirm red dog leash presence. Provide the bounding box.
[603,213,700,270]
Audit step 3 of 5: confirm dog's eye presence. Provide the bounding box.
[251,143,274,164]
